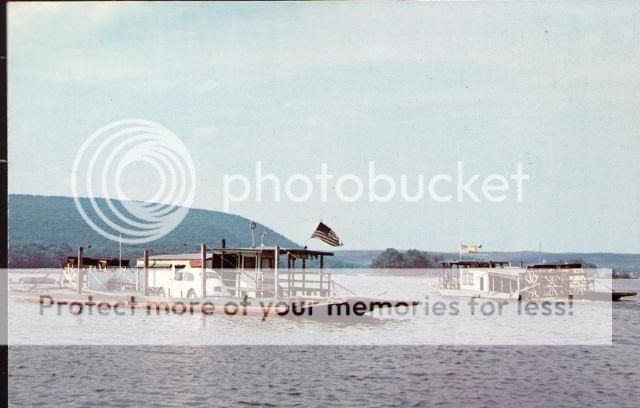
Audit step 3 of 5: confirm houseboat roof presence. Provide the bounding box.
[439,260,510,268]
[527,263,584,269]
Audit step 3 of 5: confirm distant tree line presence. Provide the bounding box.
[9,243,74,268]
[612,270,633,279]
[370,248,443,268]
[8,243,200,268]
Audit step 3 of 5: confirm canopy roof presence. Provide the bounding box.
[208,247,333,257]
[137,247,334,263]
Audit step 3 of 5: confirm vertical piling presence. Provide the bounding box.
[201,243,207,298]
[143,250,149,296]
[76,246,84,294]
[302,257,306,295]
[274,246,279,298]
[320,255,324,296]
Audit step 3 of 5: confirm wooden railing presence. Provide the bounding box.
[278,270,334,298]
[219,268,335,298]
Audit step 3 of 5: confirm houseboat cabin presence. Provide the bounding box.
[438,261,524,300]
[438,261,595,300]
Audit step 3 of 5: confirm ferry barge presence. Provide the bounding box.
[14,242,417,320]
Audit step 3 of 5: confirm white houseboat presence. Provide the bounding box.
[435,260,635,301]
[437,261,524,300]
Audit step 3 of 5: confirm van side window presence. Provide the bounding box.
[173,264,186,281]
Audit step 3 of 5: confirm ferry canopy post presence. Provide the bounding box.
[143,250,149,296]
[274,246,279,298]
[201,243,207,298]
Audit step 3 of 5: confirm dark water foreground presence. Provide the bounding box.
[9,299,640,407]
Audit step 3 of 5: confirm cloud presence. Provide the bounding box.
[192,125,219,139]
[8,2,137,45]
[197,79,221,94]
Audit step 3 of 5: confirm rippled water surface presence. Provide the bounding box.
[8,276,640,407]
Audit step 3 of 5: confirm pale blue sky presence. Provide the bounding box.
[7,2,640,252]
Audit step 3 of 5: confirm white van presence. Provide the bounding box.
[149,265,228,298]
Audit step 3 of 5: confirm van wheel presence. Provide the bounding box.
[157,288,166,297]
[187,289,197,299]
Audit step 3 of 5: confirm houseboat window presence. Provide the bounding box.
[175,271,183,281]
[244,256,257,269]
[461,272,474,285]
[261,258,273,269]
[184,272,194,281]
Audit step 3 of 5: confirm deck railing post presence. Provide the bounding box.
[77,246,84,294]
[143,250,149,296]
[201,243,207,298]
[274,247,279,298]
[302,258,306,295]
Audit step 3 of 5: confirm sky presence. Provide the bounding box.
[7,2,640,252]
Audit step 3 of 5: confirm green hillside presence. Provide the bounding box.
[8,194,640,276]
[8,194,297,267]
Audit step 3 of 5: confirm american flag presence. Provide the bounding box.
[311,222,343,247]
[460,244,482,255]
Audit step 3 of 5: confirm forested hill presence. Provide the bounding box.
[8,194,297,267]
[8,194,640,275]
[357,249,640,276]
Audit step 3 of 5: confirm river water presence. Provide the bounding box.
[8,275,640,406]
